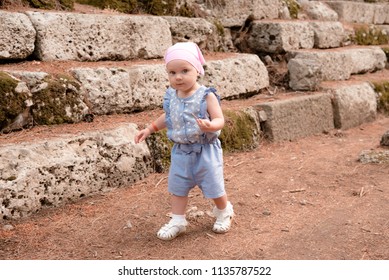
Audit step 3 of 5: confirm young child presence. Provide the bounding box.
[134,42,234,241]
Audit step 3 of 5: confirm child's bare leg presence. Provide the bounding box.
[213,194,228,210]
[157,195,188,241]
[171,195,189,214]
[212,194,234,234]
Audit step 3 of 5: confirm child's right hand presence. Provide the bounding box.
[134,128,151,144]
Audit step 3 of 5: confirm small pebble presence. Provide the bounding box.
[2,224,14,231]
[262,210,271,216]
[123,220,132,229]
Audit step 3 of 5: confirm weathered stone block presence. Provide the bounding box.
[326,1,389,24]
[0,124,152,219]
[246,21,314,53]
[288,58,323,91]
[310,21,345,49]
[26,11,172,61]
[324,82,377,130]
[255,93,334,141]
[72,54,269,115]
[204,54,269,99]
[0,11,36,60]
[288,47,387,83]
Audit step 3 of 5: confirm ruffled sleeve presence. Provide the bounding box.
[199,87,220,119]
[199,87,221,142]
[163,87,174,138]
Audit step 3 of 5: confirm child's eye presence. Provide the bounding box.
[181,69,188,74]
[169,71,176,75]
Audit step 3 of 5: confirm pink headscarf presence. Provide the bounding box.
[164,42,206,75]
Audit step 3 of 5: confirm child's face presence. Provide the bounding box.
[166,59,199,95]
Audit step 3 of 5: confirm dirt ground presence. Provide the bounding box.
[0,114,388,260]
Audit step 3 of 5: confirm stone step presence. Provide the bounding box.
[72,53,268,115]
[242,19,347,54]
[1,1,389,220]
[3,4,389,62]
[1,69,387,219]
[321,81,377,130]
[324,1,389,25]
[0,11,36,60]
[253,81,378,141]
[0,53,268,133]
[0,10,221,61]
[0,121,153,219]
[287,45,387,90]
[26,11,170,61]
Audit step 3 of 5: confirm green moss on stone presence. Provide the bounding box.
[6,176,17,181]
[0,72,29,131]
[382,47,389,62]
[32,74,83,125]
[59,0,74,9]
[351,26,389,45]
[23,0,74,10]
[282,0,299,19]
[373,81,389,115]
[214,19,225,37]
[76,0,138,12]
[146,129,173,173]
[205,0,226,8]
[75,0,196,16]
[176,2,195,17]
[220,109,257,153]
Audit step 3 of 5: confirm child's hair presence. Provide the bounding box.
[164,42,206,75]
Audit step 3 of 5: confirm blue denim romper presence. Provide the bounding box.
[163,86,225,199]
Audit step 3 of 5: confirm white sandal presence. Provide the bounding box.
[157,219,188,241]
[212,201,234,233]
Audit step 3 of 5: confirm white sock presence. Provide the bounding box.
[217,202,233,215]
[171,214,186,223]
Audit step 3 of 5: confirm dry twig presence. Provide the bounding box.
[155,176,168,188]
[283,188,306,193]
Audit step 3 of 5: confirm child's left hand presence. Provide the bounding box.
[193,114,212,131]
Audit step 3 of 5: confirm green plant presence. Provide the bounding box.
[31,74,82,125]
[351,26,389,45]
[23,0,74,10]
[382,47,389,62]
[176,2,195,17]
[373,81,389,115]
[214,19,225,37]
[283,0,299,19]
[219,109,257,152]
[146,129,173,172]
[204,0,225,8]
[0,72,28,131]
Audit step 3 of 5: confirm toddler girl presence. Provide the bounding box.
[134,42,234,240]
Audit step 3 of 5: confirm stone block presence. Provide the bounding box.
[288,47,387,84]
[255,93,334,141]
[26,11,172,61]
[246,20,314,53]
[0,124,152,219]
[324,82,377,130]
[72,54,269,115]
[0,11,36,60]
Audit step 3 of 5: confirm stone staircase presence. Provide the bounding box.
[0,0,388,220]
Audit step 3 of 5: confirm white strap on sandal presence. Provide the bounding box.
[212,201,234,233]
[157,219,188,241]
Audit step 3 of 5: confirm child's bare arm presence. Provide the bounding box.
[134,113,166,143]
[195,93,224,132]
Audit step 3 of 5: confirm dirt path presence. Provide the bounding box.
[0,115,388,260]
